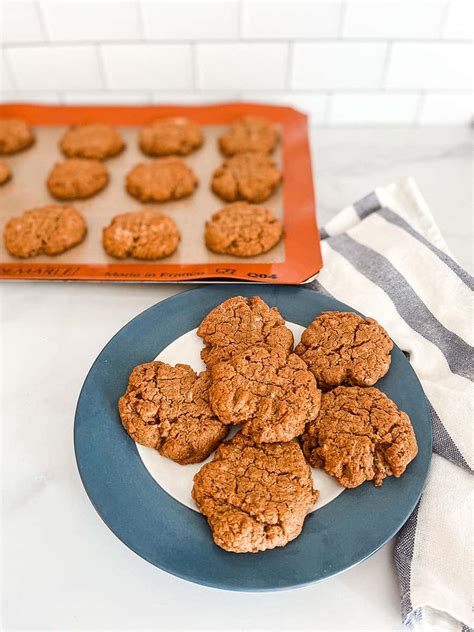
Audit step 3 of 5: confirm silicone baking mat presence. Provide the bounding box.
[0,103,322,283]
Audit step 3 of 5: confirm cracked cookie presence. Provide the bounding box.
[301,386,418,488]
[204,202,283,257]
[209,345,321,443]
[118,362,228,465]
[60,124,125,160]
[197,296,294,368]
[4,204,86,258]
[192,432,318,553]
[103,210,180,260]
[0,118,35,154]
[295,311,393,390]
[126,157,198,203]
[139,117,203,156]
[0,161,11,185]
[47,158,108,200]
[211,152,281,203]
[218,117,278,157]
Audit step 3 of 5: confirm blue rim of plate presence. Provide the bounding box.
[74,285,432,592]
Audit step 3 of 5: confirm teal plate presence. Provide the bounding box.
[74,285,431,591]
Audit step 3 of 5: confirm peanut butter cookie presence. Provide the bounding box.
[0,161,11,185]
[205,202,283,257]
[60,124,125,160]
[126,157,198,203]
[47,158,108,200]
[211,152,281,203]
[301,386,418,488]
[139,117,203,156]
[218,117,278,157]
[103,210,180,260]
[197,296,294,368]
[0,118,35,154]
[192,432,318,553]
[119,362,228,465]
[4,204,86,258]
[209,346,321,443]
[295,311,393,390]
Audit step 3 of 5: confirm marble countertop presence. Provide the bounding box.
[2,127,472,631]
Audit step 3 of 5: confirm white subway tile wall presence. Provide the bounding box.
[0,0,472,126]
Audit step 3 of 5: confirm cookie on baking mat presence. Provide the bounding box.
[211,152,281,203]
[139,118,203,156]
[0,161,12,185]
[103,210,180,260]
[209,345,321,443]
[0,118,35,155]
[60,124,125,161]
[204,202,283,257]
[301,386,418,488]
[295,311,393,390]
[118,362,228,465]
[218,117,278,157]
[126,157,198,203]
[192,432,318,553]
[197,295,294,368]
[47,158,108,200]
[4,204,86,258]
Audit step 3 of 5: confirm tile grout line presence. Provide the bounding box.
[381,41,393,91]
[136,0,147,41]
[338,0,347,38]
[438,1,451,38]
[34,0,49,42]
[415,92,427,125]
[95,44,107,91]
[191,42,199,91]
[2,38,472,47]
[285,41,294,92]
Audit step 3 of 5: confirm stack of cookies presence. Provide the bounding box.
[118,296,418,554]
[2,115,284,261]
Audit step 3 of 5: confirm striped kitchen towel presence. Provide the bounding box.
[310,177,473,631]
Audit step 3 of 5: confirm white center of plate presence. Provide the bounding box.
[136,323,344,513]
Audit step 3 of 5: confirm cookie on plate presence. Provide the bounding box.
[119,362,229,465]
[192,432,318,553]
[0,118,35,155]
[301,386,418,488]
[103,210,180,260]
[4,204,86,258]
[197,295,294,368]
[47,158,108,200]
[60,124,125,160]
[205,202,283,257]
[211,152,281,203]
[209,345,321,443]
[126,157,198,203]
[218,117,278,157]
[295,311,393,390]
[139,117,203,156]
[0,161,12,185]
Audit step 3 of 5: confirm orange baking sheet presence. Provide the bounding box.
[0,103,322,284]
